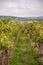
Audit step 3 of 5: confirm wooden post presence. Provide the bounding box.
[5,50,10,65]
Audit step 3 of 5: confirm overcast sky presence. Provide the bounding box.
[0,0,43,17]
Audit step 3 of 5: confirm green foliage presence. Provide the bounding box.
[25,21,43,44]
[0,19,21,50]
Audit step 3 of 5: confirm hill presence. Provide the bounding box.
[0,16,43,21]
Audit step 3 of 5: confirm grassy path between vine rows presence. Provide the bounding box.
[10,28,39,65]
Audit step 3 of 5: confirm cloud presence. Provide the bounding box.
[0,0,43,17]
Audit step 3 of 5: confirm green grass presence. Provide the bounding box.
[10,31,38,65]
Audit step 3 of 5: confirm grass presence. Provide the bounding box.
[10,30,38,65]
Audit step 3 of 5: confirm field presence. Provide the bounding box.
[0,19,43,65]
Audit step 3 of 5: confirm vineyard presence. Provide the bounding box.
[0,19,43,65]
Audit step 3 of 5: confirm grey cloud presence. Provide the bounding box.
[0,0,43,17]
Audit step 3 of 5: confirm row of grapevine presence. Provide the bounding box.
[0,18,21,65]
[24,21,43,55]
[0,18,21,50]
